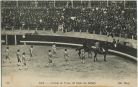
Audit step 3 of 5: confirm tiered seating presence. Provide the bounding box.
[1,1,137,39]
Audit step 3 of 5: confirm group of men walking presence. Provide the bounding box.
[3,45,33,70]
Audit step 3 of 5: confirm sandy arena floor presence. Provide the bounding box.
[1,45,137,87]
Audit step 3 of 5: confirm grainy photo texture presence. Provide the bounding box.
[1,0,137,87]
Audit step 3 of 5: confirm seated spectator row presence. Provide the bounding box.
[1,1,137,40]
[1,1,136,8]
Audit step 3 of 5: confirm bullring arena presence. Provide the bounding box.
[1,1,137,87]
[1,31,137,87]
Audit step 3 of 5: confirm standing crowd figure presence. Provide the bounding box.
[81,49,85,64]
[47,50,54,66]
[21,52,28,70]
[29,45,33,58]
[46,43,57,66]
[52,43,56,57]
[17,49,21,66]
[64,49,69,64]
[5,47,11,63]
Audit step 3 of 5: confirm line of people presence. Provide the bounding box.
[3,42,109,70]
[3,45,33,70]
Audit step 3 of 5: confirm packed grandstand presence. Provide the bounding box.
[1,2,137,87]
[1,1,137,39]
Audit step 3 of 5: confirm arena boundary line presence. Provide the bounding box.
[20,40,137,61]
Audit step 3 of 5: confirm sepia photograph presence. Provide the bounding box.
[1,0,137,87]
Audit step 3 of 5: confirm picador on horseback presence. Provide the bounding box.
[92,41,109,62]
[76,40,109,62]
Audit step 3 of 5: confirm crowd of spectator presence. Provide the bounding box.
[1,1,137,39]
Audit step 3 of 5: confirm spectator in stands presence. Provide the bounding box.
[1,1,137,40]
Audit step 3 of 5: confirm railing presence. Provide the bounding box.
[19,40,137,61]
[1,33,137,60]
[1,30,137,49]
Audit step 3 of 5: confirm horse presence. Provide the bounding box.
[76,41,110,62]
[76,40,94,58]
[76,46,93,58]
[92,42,110,62]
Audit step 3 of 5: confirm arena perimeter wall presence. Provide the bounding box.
[1,32,137,60]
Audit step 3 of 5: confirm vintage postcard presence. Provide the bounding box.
[1,0,137,87]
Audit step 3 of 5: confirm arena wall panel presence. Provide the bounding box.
[1,34,137,59]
